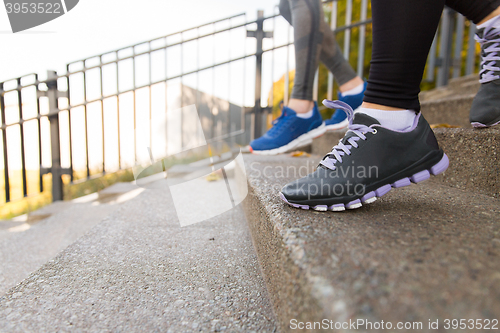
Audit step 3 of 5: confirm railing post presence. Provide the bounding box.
[253,10,264,140]
[247,10,273,140]
[0,82,10,203]
[46,70,64,201]
[437,8,455,87]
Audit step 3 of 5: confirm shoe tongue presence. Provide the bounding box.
[282,106,296,116]
[337,112,380,145]
[352,112,380,126]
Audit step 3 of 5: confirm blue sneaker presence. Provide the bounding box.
[250,102,325,155]
[325,82,367,131]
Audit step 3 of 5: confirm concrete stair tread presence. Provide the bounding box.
[447,74,480,89]
[242,154,500,329]
[418,74,481,128]
[0,179,277,332]
[0,182,146,296]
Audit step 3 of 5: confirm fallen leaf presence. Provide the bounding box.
[289,151,311,157]
[430,123,461,129]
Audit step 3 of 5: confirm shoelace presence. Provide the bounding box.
[320,100,376,171]
[476,16,500,83]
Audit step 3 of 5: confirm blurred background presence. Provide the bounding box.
[0,0,481,218]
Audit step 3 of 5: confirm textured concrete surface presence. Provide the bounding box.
[0,179,277,332]
[242,154,500,332]
[420,95,474,128]
[0,183,143,296]
[419,74,480,128]
[420,74,480,102]
[434,127,499,198]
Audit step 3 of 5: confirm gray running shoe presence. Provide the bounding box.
[470,16,500,128]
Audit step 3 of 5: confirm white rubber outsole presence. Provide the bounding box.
[252,123,326,155]
[325,118,349,131]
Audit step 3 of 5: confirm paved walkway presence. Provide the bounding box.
[0,179,277,332]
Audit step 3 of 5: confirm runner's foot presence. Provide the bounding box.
[250,102,325,155]
[280,100,449,211]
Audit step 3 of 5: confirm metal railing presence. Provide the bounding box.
[0,1,482,206]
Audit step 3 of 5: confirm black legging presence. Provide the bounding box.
[364,0,500,111]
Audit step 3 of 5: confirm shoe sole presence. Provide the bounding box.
[471,119,500,128]
[279,153,449,212]
[325,118,348,131]
[252,123,326,155]
[325,104,362,131]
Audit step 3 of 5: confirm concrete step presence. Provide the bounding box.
[420,94,474,128]
[0,182,143,296]
[418,74,481,128]
[433,127,499,198]
[0,178,278,332]
[242,154,500,332]
[311,127,499,198]
[446,74,480,91]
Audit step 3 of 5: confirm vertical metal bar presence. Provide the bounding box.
[453,14,465,78]
[327,1,337,100]
[164,37,169,155]
[132,49,137,163]
[180,32,184,147]
[47,71,63,201]
[426,33,438,82]
[437,8,453,87]
[148,43,153,156]
[242,14,248,141]
[313,69,319,101]
[253,10,264,140]
[357,0,368,77]
[17,79,27,197]
[212,25,216,140]
[466,23,477,75]
[284,24,290,106]
[270,11,276,115]
[196,27,201,139]
[343,0,352,60]
[116,53,122,170]
[99,56,105,174]
[0,83,10,203]
[82,62,90,178]
[35,74,44,192]
[228,18,232,139]
[265,8,277,135]
[65,68,74,182]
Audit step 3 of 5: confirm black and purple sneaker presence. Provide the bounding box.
[280,100,449,211]
[470,16,500,128]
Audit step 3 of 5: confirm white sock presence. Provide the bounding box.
[296,109,314,119]
[356,107,417,131]
[340,83,364,97]
[477,14,500,29]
